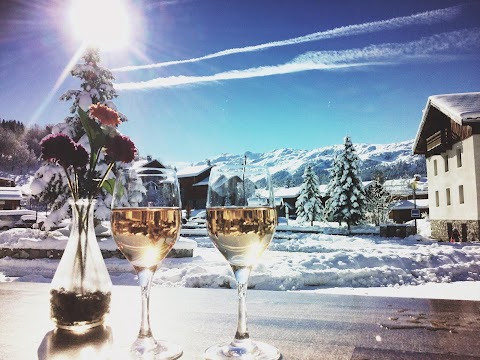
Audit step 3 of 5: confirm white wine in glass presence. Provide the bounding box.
[205,164,280,360]
[111,168,183,359]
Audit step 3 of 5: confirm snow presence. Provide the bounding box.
[78,91,92,112]
[207,139,421,179]
[2,219,480,300]
[429,92,480,123]
[391,199,429,210]
[0,187,22,201]
[176,165,211,178]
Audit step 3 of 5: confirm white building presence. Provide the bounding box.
[413,92,480,241]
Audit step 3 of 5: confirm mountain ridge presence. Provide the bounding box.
[196,139,425,186]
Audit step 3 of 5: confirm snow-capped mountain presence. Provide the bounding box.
[197,139,425,185]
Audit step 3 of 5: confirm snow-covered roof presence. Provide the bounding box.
[384,178,428,194]
[131,159,149,168]
[0,187,23,201]
[414,92,480,153]
[274,186,301,198]
[193,176,209,187]
[177,165,211,178]
[429,92,480,124]
[391,199,429,210]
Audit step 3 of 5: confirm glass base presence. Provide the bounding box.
[127,337,183,360]
[205,339,281,360]
[53,316,107,333]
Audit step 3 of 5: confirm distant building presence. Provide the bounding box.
[274,186,301,217]
[389,199,429,224]
[383,177,428,201]
[177,165,212,210]
[135,159,166,169]
[0,187,22,210]
[0,177,15,187]
[413,92,480,241]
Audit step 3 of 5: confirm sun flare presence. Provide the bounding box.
[69,0,131,51]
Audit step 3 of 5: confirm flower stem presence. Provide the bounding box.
[63,166,77,201]
[95,162,115,195]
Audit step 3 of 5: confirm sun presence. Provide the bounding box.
[69,0,131,51]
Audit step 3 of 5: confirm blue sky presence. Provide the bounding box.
[1,0,479,165]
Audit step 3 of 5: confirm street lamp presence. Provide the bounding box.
[410,174,421,234]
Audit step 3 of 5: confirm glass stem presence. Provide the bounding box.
[137,267,156,339]
[232,266,252,341]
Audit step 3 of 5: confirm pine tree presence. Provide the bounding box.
[284,176,294,188]
[364,178,396,225]
[325,136,366,231]
[31,48,128,228]
[295,164,324,226]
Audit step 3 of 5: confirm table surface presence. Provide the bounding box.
[1,282,480,359]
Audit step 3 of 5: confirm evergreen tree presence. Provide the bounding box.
[325,136,366,231]
[295,164,324,226]
[364,178,396,225]
[284,176,294,188]
[31,48,128,228]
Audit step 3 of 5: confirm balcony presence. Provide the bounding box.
[426,129,451,154]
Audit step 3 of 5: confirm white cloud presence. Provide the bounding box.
[114,28,480,91]
[112,5,462,72]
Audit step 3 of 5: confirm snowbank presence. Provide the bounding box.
[2,220,480,301]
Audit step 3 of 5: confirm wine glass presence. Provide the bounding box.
[111,167,183,359]
[205,164,280,360]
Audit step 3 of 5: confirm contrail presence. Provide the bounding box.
[293,28,480,65]
[115,62,377,90]
[112,5,462,72]
[114,28,479,91]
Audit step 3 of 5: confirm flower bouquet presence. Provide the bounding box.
[42,103,136,330]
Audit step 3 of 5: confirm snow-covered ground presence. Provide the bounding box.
[1,219,480,301]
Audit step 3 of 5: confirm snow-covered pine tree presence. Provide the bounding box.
[284,176,294,188]
[325,136,366,231]
[295,164,324,226]
[364,178,396,226]
[31,48,128,229]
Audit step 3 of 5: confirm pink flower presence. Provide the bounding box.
[105,135,137,163]
[89,103,120,126]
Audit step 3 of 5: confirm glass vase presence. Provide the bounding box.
[50,199,112,331]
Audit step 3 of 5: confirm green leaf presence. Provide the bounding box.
[78,107,106,154]
[101,178,116,196]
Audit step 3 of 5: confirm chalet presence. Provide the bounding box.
[413,92,480,241]
[135,158,166,169]
[0,177,15,187]
[177,165,212,211]
[383,177,429,223]
[0,187,22,210]
[274,186,301,217]
[389,199,429,224]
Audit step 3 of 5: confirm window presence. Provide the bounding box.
[446,188,451,206]
[444,155,449,172]
[435,191,439,207]
[459,185,464,204]
[434,159,438,176]
[457,148,462,167]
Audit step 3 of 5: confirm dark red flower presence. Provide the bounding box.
[71,143,89,168]
[40,134,89,168]
[40,133,77,166]
[89,103,120,126]
[105,135,137,163]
